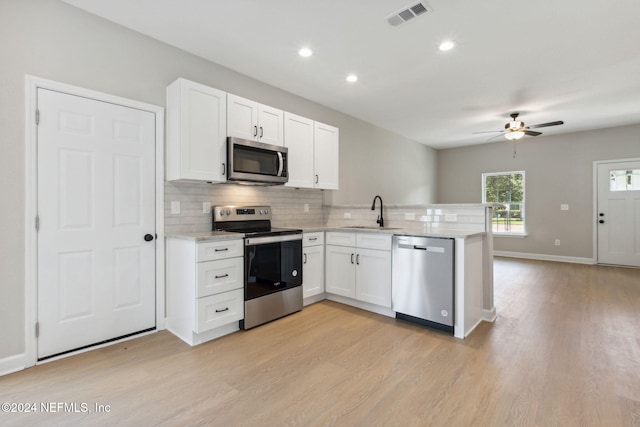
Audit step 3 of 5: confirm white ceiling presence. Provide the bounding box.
[62,0,640,149]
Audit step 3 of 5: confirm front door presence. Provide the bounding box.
[37,88,156,359]
[596,160,640,267]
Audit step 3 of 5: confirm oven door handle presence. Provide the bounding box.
[276,152,284,177]
[245,234,302,245]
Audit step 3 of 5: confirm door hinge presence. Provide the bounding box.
[35,215,40,232]
[35,109,40,125]
[35,322,39,338]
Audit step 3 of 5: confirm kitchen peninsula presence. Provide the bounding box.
[166,203,495,343]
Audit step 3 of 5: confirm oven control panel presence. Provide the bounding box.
[213,205,272,222]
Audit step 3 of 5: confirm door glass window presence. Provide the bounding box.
[609,169,640,191]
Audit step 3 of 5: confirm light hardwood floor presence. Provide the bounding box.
[1,258,639,426]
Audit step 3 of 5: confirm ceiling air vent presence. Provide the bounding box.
[386,1,431,27]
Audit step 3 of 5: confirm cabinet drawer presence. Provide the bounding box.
[357,233,392,251]
[197,239,243,262]
[195,288,244,333]
[197,257,244,298]
[325,231,356,247]
[303,232,325,247]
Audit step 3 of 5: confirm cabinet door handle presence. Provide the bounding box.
[214,248,229,252]
[304,253,307,264]
[215,307,229,313]
[221,163,226,175]
[351,253,354,264]
[309,237,318,241]
[356,254,360,265]
[254,125,258,137]
[214,273,229,279]
[260,126,264,138]
[315,174,319,184]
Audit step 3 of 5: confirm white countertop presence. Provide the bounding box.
[166,231,244,242]
[167,227,484,241]
[306,226,485,239]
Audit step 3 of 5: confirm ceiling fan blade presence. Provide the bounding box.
[525,130,542,136]
[487,133,506,142]
[472,130,504,134]
[528,120,564,129]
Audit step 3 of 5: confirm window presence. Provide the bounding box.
[610,169,640,191]
[482,171,525,235]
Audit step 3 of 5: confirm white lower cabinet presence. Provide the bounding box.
[167,237,244,345]
[325,232,392,308]
[302,232,325,300]
[196,289,243,333]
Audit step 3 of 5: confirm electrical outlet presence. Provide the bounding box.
[344,212,352,219]
[445,213,457,222]
[555,239,561,246]
[203,201,211,214]
[405,213,416,220]
[561,204,569,211]
[304,203,309,213]
[171,201,180,215]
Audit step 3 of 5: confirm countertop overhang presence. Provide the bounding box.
[167,226,485,242]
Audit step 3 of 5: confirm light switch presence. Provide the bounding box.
[344,212,352,219]
[203,201,211,214]
[304,203,309,213]
[171,201,180,215]
[561,204,569,211]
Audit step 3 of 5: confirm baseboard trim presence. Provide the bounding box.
[482,307,497,322]
[494,251,595,265]
[0,353,26,377]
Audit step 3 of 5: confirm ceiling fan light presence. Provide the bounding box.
[505,131,525,141]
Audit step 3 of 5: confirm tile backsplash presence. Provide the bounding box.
[164,182,324,233]
[165,182,491,235]
[323,204,490,232]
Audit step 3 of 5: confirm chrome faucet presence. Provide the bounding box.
[371,195,384,228]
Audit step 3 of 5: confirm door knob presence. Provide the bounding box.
[598,220,605,224]
[144,234,154,241]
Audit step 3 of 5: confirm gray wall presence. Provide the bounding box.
[0,0,435,361]
[437,124,640,258]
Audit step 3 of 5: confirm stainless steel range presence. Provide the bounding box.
[212,206,303,329]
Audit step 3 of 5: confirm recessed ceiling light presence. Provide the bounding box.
[346,74,358,83]
[439,40,455,51]
[298,47,313,57]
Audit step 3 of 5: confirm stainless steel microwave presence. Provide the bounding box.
[227,137,288,185]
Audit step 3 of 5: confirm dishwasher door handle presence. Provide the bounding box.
[397,243,427,250]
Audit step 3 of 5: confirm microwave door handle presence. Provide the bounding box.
[277,152,284,177]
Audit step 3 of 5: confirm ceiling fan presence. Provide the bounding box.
[473,113,564,141]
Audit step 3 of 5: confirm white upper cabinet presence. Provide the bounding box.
[314,121,339,190]
[227,93,284,146]
[284,112,315,188]
[258,104,285,146]
[284,114,340,190]
[166,78,227,182]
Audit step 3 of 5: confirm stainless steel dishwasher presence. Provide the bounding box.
[392,235,454,334]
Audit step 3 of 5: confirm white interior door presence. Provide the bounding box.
[597,160,640,267]
[37,88,156,359]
